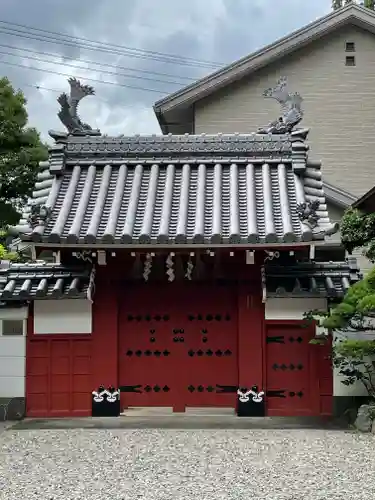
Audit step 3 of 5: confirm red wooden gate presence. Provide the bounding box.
[119,283,238,411]
[265,323,318,416]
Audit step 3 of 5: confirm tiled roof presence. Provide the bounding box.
[0,263,91,300]
[12,128,338,246]
[264,258,362,298]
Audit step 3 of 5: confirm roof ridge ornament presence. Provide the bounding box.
[57,78,101,136]
[258,77,303,135]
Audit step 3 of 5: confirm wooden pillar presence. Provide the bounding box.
[237,282,264,391]
[91,278,118,389]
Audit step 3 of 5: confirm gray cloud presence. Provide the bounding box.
[0,0,330,142]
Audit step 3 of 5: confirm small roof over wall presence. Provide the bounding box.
[264,258,362,299]
[0,262,92,301]
[11,77,338,247]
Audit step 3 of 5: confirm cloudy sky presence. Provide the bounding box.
[1,0,332,142]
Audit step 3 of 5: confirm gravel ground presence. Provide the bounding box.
[0,428,375,500]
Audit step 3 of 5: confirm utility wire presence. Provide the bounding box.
[0,58,170,94]
[0,19,223,67]
[0,48,189,87]
[0,25,223,70]
[0,43,198,82]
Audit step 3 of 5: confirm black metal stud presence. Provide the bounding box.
[272,363,278,370]
[280,364,287,370]
[290,364,295,370]
[155,315,161,321]
[127,315,134,321]
[215,350,223,357]
[162,386,170,392]
[163,315,170,321]
[145,315,151,321]
[188,315,194,321]
[289,391,295,397]
[126,350,133,356]
[173,337,179,342]
[188,385,195,392]
[201,329,208,334]
[297,391,303,398]
[154,351,161,357]
[197,385,204,392]
[297,337,303,343]
[179,337,184,342]
[144,385,152,392]
[225,314,231,321]
[224,350,232,356]
[150,337,156,343]
[297,364,303,370]
[163,350,170,356]
[153,385,161,392]
[215,314,222,321]
[173,329,179,334]
[135,350,142,357]
[206,350,213,356]
[150,329,155,334]
[197,350,204,356]
[136,315,142,322]
[197,314,203,320]
[202,337,208,343]
[206,314,213,321]
[145,350,152,356]
[266,336,285,344]
[188,350,195,357]
[207,386,215,392]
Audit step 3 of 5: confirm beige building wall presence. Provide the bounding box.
[194,25,375,199]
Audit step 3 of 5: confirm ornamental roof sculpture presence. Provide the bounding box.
[11,77,339,245]
[56,77,101,136]
[258,77,304,135]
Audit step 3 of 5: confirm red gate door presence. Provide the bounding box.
[266,324,316,416]
[119,284,183,409]
[181,284,238,408]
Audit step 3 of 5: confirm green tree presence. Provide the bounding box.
[0,77,48,228]
[306,207,375,400]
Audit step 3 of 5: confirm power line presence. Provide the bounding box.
[0,58,170,94]
[0,24,223,70]
[0,48,189,87]
[0,19,223,67]
[0,43,198,83]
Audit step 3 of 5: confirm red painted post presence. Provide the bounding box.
[237,283,265,393]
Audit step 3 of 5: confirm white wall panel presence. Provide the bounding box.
[0,376,25,398]
[34,300,92,334]
[265,298,327,320]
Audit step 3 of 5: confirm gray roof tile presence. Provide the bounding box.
[0,263,91,300]
[265,259,362,298]
[13,129,338,245]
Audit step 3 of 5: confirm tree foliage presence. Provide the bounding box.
[0,77,48,228]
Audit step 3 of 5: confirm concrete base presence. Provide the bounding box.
[0,398,25,421]
[8,415,348,431]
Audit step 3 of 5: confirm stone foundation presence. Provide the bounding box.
[0,397,26,421]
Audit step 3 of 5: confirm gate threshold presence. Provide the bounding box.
[121,407,236,417]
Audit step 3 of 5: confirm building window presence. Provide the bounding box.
[1,319,24,336]
[345,56,356,67]
[345,42,355,52]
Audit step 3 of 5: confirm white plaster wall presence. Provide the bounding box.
[0,307,28,398]
[265,298,327,320]
[34,300,92,334]
[333,330,375,397]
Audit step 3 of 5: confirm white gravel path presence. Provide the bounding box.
[0,428,374,499]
